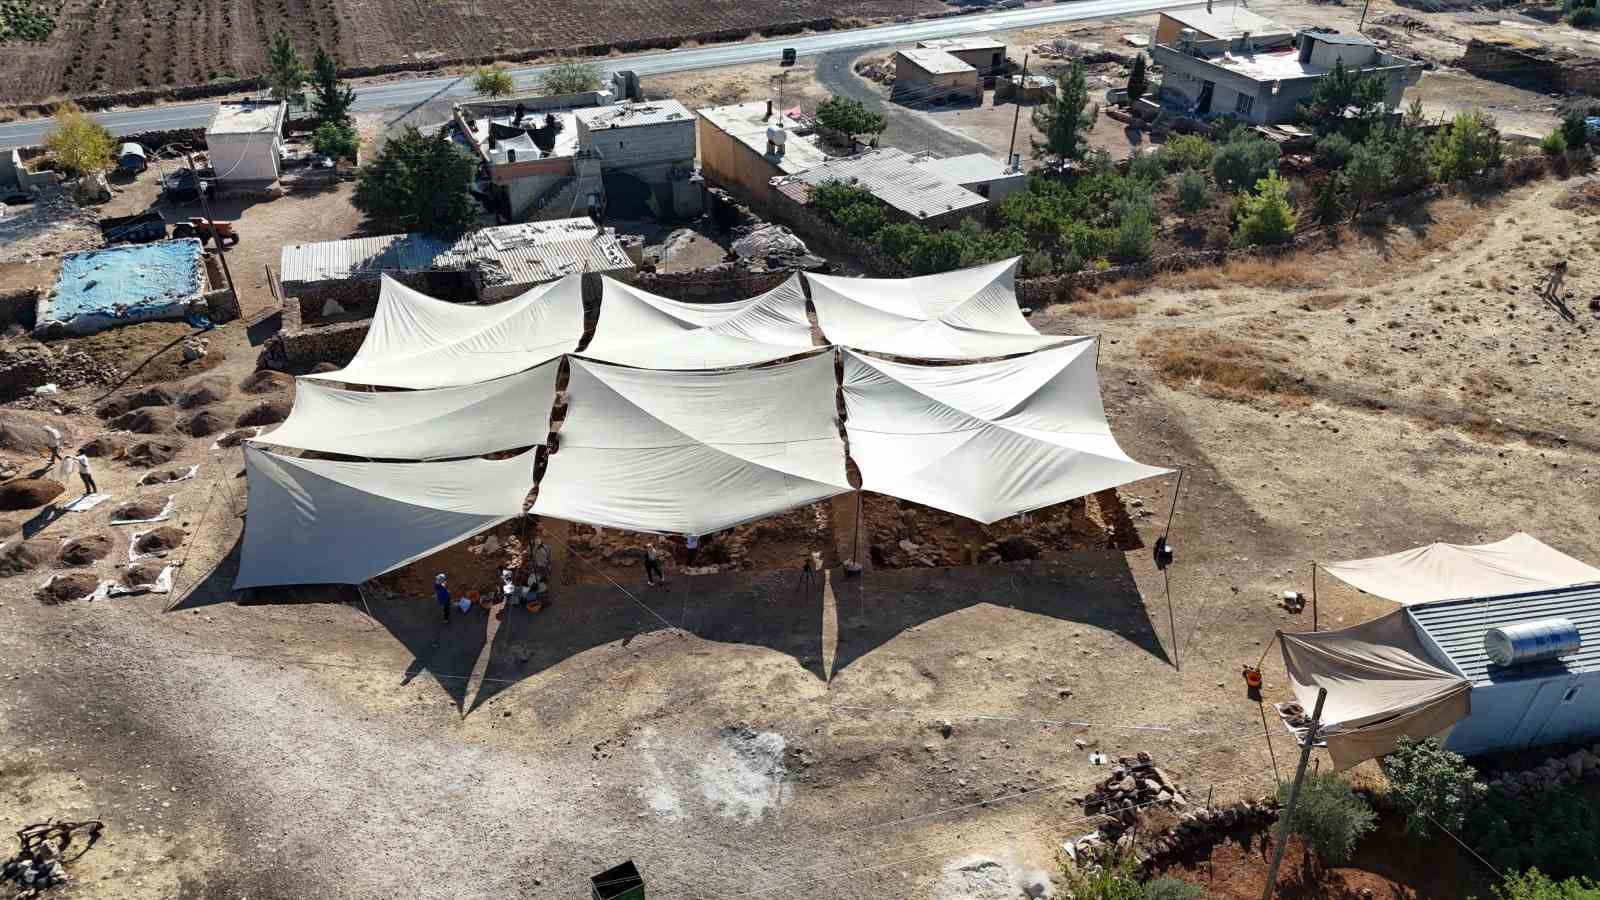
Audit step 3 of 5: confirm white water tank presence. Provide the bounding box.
[1484,617,1582,667]
[766,123,787,147]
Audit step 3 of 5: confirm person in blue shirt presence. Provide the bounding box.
[434,574,451,623]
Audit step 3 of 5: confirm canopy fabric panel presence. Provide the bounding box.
[234,445,534,589]
[582,274,816,369]
[840,343,1172,524]
[1322,533,1600,606]
[303,274,583,389]
[1280,610,1472,769]
[253,361,559,460]
[532,353,850,535]
[805,258,1070,359]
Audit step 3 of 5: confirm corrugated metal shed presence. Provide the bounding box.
[912,152,1011,186]
[784,148,987,221]
[279,218,632,287]
[575,100,693,129]
[1409,584,1600,686]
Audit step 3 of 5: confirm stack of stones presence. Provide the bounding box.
[1137,799,1280,866]
[3,837,70,896]
[1484,744,1600,797]
[1078,752,1189,828]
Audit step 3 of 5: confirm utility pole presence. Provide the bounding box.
[185,150,236,297]
[1261,685,1327,900]
[1006,53,1029,173]
[1358,0,1373,32]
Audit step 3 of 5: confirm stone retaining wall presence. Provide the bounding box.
[0,288,40,331]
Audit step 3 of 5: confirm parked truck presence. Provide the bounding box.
[170,217,240,247]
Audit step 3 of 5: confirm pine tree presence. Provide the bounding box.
[264,30,306,102]
[353,126,477,236]
[309,47,354,126]
[1031,59,1097,164]
[1126,53,1147,105]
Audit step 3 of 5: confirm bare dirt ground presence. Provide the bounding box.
[5,168,1594,897]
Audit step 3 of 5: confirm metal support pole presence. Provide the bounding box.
[1006,53,1029,172]
[186,151,236,296]
[1358,0,1373,32]
[1262,687,1327,900]
[1258,700,1280,783]
[1311,563,1319,632]
[852,490,863,565]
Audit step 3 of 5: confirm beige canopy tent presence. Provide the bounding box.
[1319,533,1600,606]
[1280,610,1472,769]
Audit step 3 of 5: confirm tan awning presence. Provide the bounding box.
[1279,610,1471,769]
[1322,533,1600,606]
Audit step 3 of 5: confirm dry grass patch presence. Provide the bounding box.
[1300,292,1353,311]
[1138,330,1310,401]
[1077,299,1138,319]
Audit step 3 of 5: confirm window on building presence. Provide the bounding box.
[1562,686,1582,705]
[1234,94,1255,116]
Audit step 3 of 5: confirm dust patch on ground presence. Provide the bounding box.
[697,725,792,826]
[936,853,1055,900]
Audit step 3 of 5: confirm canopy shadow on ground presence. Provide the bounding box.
[830,548,1169,674]
[469,567,827,715]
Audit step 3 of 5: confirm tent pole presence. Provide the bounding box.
[852,490,862,565]
[1311,563,1318,631]
[1262,687,1328,900]
[1258,700,1280,783]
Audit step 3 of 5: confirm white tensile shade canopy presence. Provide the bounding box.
[1280,609,1472,769]
[251,361,559,461]
[303,274,583,389]
[840,343,1172,524]
[582,274,815,369]
[805,258,1070,359]
[1321,533,1600,606]
[532,353,851,534]
[234,444,535,589]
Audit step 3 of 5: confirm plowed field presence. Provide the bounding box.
[0,0,941,104]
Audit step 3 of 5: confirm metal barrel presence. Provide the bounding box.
[1484,617,1582,667]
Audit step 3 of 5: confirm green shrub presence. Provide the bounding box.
[1212,132,1281,192]
[908,230,969,275]
[1490,869,1600,900]
[1560,111,1592,150]
[1427,109,1503,182]
[1065,857,1145,900]
[1542,129,1569,157]
[1128,148,1165,184]
[1276,771,1376,866]
[834,202,887,238]
[311,121,360,161]
[1022,249,1054,276]
[876,222,927,263]
[1234,172,1297,246]
[1162,134,1215,172]
[1470,789,1600,879]
[1341,137,1394,213]
[1313,174,1346,224]
[809,180,877,217]
[1381,737,1485,837]
[1143,876,1206,900]
[816,95,886,139]
[1569,5,1597,27]
[537,60,601,95]
[1316,133,1355,168]
[1059,219,1112,263]
[1111,205,1154,262]
[1176,169,1209,216]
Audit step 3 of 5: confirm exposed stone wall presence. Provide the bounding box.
[766,187,909,276]
[283,271,470,325]
[627,266,792,303]
[274,320,370,371]
[0,288,40,331]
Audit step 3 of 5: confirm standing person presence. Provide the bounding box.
[42,425,63,463]
[532,538,552,582]
[74,452,97,495]
[435,574,452,623]
[795,551,816,596]
[684,533,700,567]
[643,544,664,586]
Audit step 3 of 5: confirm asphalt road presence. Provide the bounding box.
[816,48,993,159]
[0,0,1196,150]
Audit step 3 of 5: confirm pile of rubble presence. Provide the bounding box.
[0,188,100,266]
[730,224,825,272]
[0,342,119,399]
[1484,743,1600,798]
[853,56,896,85]
[1031,39,1132,66]
[1076,752,1190,827]
[1066,797,1279,867]
[865,493,1126,569]
[1,819,102,897]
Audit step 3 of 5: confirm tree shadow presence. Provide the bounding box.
[831,547,1169,674]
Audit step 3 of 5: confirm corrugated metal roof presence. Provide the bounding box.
[575,100,693,129]
[897,48,975,76]
[279,218,632,287]
[912,152,1013,185]
[1409,584,1600,686]
[787,148,987,220]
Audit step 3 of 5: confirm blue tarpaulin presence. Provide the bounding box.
[45,238,204,334]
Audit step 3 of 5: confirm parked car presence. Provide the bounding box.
[781,47,797,66]
[117,142,148,175]
[161,168,201,202]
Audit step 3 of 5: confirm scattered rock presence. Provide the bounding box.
[109,406,175,434]
[0,478,64,511]
[176,375,230,409]
[58,533,113,566]
[0,539,52,576]
[125,439,183,468]
[37,572,101,604]
[134,526,185,555]
[240,369,292,394]
[237,399,291,427]
[177,410,225,437]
